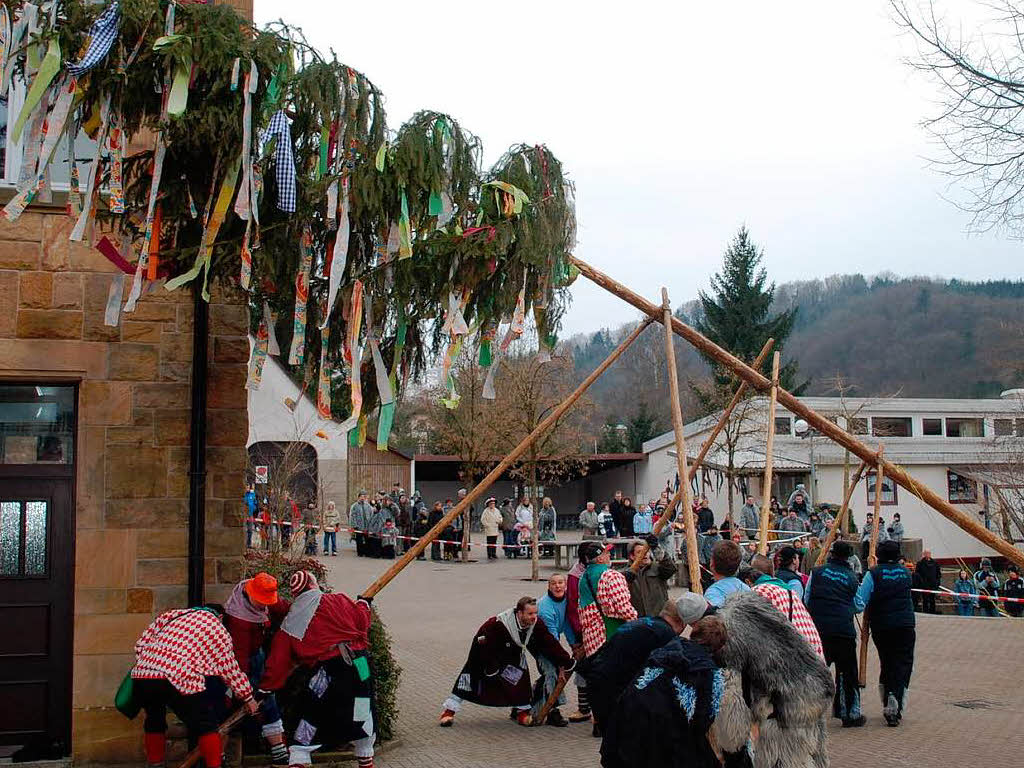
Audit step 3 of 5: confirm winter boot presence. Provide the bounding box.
[883,693,900,727]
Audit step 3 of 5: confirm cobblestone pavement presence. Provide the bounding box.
[321,545,1024,768]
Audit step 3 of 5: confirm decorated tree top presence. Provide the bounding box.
[1,0,577,448]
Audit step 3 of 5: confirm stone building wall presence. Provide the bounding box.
[0,208,249,763]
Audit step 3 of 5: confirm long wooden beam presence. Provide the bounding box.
[628,338,776,574]
[867,447,885,568]
[653,288,702,591]
[758,352,781,555]
[816,461,867,567]
[361,317,654,598]
[572,256,1024,568]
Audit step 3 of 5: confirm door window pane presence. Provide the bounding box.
[1,501,20,575]
[0,385,75,464]
[24,501,47,575]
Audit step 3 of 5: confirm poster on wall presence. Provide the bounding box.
[255,465,269,484]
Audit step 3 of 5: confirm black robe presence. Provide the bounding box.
[450,615,574,707]
[600,638,723,768]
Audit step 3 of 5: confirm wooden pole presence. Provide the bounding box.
[571,256,1024,569]
[816,461,867,567]
[531,671,572,725]
[867,447,885,568]
[757,352,781,555]
[627,338,775,573]
[651,287,702,593]
[857,611,870,688]
[176,709,246,768]
[361,317,654,598]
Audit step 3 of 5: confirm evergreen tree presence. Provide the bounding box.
[696,227,806,391]
[626,402,663,452]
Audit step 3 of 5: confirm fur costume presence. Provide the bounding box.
[713,592,833,768]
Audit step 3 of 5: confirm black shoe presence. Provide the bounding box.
[546,710,569,728]
[592,722,602,738]
[884,714,900,727]
[842,715,866,728]
[509,708,518,721]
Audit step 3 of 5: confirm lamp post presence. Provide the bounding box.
[794,418,819,506]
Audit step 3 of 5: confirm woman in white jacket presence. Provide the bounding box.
[481,497,504,560]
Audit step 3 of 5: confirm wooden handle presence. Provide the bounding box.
[757,352,781,555]
[816,461,867,567]
[175,708,246,768]
[867,447,885,568]
[531,670,572,725]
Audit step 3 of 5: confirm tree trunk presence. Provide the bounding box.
[726,471,735,531]
[531,462,540,581]
[842,450,850,533]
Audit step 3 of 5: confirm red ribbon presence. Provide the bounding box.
[461,226,496,242]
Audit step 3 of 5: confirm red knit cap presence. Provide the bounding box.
[244,572,279,606]
[289,570,319,595]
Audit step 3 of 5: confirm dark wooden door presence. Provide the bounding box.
[0,477,74,749]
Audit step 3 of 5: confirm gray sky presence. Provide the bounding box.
[257,1,1022,337]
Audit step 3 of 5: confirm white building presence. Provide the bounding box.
[640,391,1024,561]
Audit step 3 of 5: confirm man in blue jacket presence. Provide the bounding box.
[805,540,866,727]
[857,540,916,726]
[530,574,576,727]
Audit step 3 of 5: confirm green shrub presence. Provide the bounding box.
[368,609,402,741]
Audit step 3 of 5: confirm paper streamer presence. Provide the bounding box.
[230,57,240,90]
[246,304,271,391]
[164,154,241,301]
[234,62,258,221]
[12,37,60,144]
[107,109,124,213]
[398,191,412,259]
[288,227,313,365]
[320,178,349,328]
[263,303,279,356]
[103,273,126,327]
[69,94,113,238]
[346,281,365,423]
[317,324,332,419]
[239,218,253,290]
[123,131,165,311]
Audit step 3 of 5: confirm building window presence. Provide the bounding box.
[849,417,868,435]
[871,417,912,437]
[922,418,943,436]
[0,386,76,465]
[946,418,984,438]
[994,419,1013,437]
[947,471,978,504]
[866,471,898,506]
[774,416,792,435]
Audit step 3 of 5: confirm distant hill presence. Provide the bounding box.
[565,275,1024,430]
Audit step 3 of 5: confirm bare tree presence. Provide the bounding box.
[968,393,1024,541]
[490,352,592,580]
[892,0,1024,234]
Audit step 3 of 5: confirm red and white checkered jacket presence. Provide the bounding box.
[753,583,825,659]
[580,569,638,657]
[132,609,253,698]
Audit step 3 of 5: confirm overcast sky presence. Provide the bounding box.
[257,0,1022,337]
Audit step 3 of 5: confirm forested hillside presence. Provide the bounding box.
[566,275,1024,444]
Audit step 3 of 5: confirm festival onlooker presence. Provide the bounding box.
[860,512,889,564]
[778,507,808,535]
[515,496,534,528]
[1003,566,1024,618]
[624,537,677,616]
[787,483,812,509]
[620,497,635,538]
[244,484,257,548]
[704,540,752,608]
[696,496,715,533]
[411,505,430,560]
[597,502,618,539]
[579,501,600,539]
[887,512,905,543]
[322,501,340,556]
[973,558,1001,617]
[610,490,630,537]
[381,519,398,559]
[952,568,978,616]
[481,497,503,560]
[789,491,811,522]
[915,550,942,614]
[395,493,413,555]
[348,491,373,557]
[808,512,825,539]
[739,494,759,539]
[632,503,654,535]
[500,498,517,556]
[801,536,823,574]
[428,501,446,561]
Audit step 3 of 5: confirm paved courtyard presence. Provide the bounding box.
[320,544,1024,768]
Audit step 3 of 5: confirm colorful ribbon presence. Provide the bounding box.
[288,227,314,365]
[320,178,349,328]
[246,303,272,391]
[66,2,120,76]
[398,190,412,259]
[317,325,332,419]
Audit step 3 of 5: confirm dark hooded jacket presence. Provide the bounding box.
[600,637,723,768]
